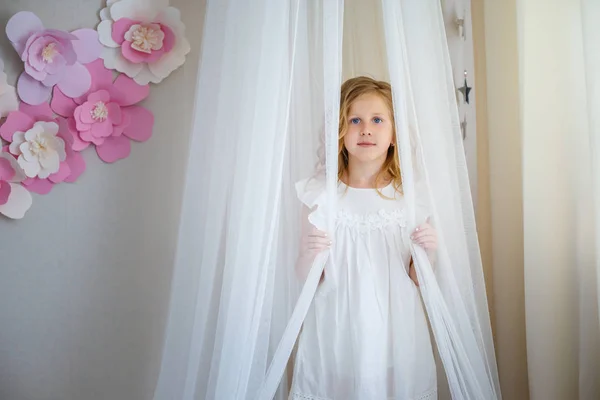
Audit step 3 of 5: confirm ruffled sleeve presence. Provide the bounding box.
[295,175,328,232]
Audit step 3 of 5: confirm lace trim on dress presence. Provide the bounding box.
[336,208,407,233]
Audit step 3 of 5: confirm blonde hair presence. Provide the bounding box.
[338,76,402,195]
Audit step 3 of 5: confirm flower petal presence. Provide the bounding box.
[72,134,91,151]
[0,181,11,205]
[39,150,59,169]
[22,177,53,195]
[1,152,25,183]
[160,23,176,53]
[9,133,25,155]
[41,68,66,87]
[79,128,95,143]
[56,63,91,98]
[147,36,190,84]
[27,36,54,71]
[0,111,35,142]
[66,117,89,151]
[44,54,67,74]
[24,61,47,81]
[106,103,122,125]
[64,148,85,183]
[86,59,115,92]
[6,11,44,55]
[112,18,137,45]
[103,47,144,79]
[19,157,41,178]
[0,157,16,182]
[47,159,70,183]
[90,119,114,138]
[76,104,94,126]
[109,74,150,106]
[111,0,163,21]
[51,87,78,117]
[0,183,33,219]
[96,135,131,163]
[17,72,52,105]
[112,109,131,137]
[57,118,74,147]
[132,65,158,85]
[71,29,103,64]
[19,142,35,161]
[44,29,78,65]
[98,20,119,48]
[88,89,111,103]
[44,29,78,42]
[121,41,164,64]
[0,86,19,119]
[122,106,153,142]
[19,102,54,121]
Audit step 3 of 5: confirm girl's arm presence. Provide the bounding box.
[295,205,330,283]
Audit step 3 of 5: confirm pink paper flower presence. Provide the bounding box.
[0,102,86,194]
[0,151,32,219]
[97,0,190,84]
[51,59,153,163]
[5,11,103,105]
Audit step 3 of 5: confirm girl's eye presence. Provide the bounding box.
[373,117,383,123]
[350,118,360,124]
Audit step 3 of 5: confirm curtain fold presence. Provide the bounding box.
[519,0,600,398]
[579,0,600,398]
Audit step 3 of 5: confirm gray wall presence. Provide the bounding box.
[0,1,204,399]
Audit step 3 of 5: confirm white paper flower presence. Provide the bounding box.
[97,0,191,85]
[0,58,19,118]
[8,121,67,179]
[0,152,33,219]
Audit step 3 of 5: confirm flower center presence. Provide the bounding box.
[91,101,109,121]
[30,137,47,154]
[41,43,58,63]
[127,24,165,54]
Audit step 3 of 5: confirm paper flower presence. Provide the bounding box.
[0,151,32,219]
[8,120,66,179]
[5,11,103,105]
[0,103,85,194]
[51,59,153,163]
[97,0,191,84]
[0,58,19,118]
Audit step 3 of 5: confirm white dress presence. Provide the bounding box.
[289,177,437,400]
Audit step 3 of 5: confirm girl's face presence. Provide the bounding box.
[343,93,394,165]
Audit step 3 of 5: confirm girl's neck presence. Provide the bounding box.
[344,156,389,188]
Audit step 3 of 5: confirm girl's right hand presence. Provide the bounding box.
[300,225,332,258]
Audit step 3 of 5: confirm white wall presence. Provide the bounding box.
[440,0,479,210]
[0,1,204,399]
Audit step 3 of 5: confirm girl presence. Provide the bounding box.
[290,77,439,400]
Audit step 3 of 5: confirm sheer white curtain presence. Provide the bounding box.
[152,1,500,399]
[152,2,338,399]
[518,0,600,398]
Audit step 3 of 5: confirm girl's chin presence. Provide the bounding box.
[347,153,388,163]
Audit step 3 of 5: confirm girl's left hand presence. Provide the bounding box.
[410,220,438,251]
[408,220,438,287]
